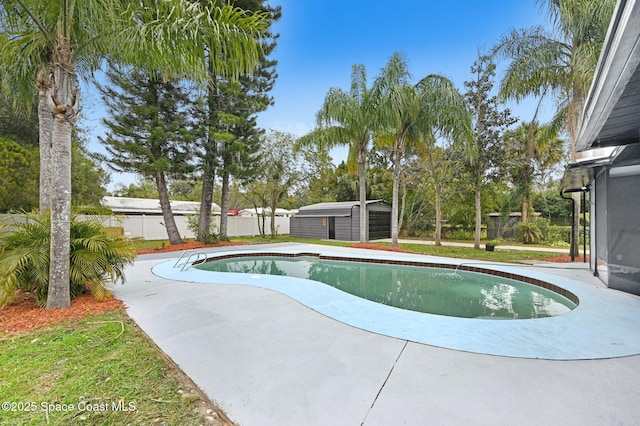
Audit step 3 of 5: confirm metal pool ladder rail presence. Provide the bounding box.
[173,250,207,271]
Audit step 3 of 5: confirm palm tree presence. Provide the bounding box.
[0,0,266,309]
[492,0,615,255]
[504,121,564,224]
[300,64,376,243]
[373,52,471,247]
[0,211,136,308]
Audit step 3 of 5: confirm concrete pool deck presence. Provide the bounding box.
[114,243,640,425]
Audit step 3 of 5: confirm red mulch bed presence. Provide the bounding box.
[1,241,248,337]
[348,243,414,253]
[1,292,124,338]
[540,254,590,263]
[136,240,245,255]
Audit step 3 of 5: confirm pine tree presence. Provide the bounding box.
[98,66,195,244]
[197,0,281,240]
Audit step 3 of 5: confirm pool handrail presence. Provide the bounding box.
[180,251,207,271]
[173,250,207,270]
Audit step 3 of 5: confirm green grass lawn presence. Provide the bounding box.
[384,242,563,262]
[0,310,224,425]
[131,235,565,264]
[229,236,564,263]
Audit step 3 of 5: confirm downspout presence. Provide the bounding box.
[582,188,588,263]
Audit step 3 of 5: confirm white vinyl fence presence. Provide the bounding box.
[0,214,290,240]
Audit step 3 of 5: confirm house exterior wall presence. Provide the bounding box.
[606,171,640,294]
[595,172,609,285]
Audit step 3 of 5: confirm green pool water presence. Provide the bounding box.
[195,256,577,319]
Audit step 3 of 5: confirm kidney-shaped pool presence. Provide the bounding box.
[195,254,576,320]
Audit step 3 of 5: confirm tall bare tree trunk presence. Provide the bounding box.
[357,145,367,243]
[198,158,215,240]
[198,57,217,241]
[474,177,481,249]
[220,170,230,238]
[270,211,277,237]
[37,73,53,211]
[156,170,183,245]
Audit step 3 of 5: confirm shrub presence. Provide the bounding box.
[515,222,543,244]
[0,212,136,307]
[186,209,218,241]
[534,217,550,241]
[201,231,220,244]
[546,225,570,245]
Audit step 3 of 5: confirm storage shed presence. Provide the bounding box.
[290,200,391,241]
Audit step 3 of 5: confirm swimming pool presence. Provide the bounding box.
[195,254,577,319]
[149,244,640,359]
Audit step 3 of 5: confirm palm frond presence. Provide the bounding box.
[0,211,135,308]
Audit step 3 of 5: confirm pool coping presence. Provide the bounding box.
[151,244,640,360]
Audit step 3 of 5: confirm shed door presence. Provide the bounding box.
[368,211,391,240]
[328,217,336,239]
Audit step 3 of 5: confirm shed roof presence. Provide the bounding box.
[102,196,220,215]
[238,207,294,216]
[294,200,390,217]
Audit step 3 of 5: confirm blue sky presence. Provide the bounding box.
[256,0,554,136]
[83,0,556,190]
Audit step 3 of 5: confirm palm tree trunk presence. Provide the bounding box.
[522,194,529,224]
[357,144,367,243]
[398,174,407,234]
[391,142,402,247]
[46,113,72,310]
[37,73,53,212]
[474,177,481,249]
[220,169,230,238]
[155,170,183,245]
[434,183,443,246]
[569,86,585,260]
[46,38,78,310]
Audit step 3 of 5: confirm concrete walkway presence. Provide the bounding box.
[115,244,638,426]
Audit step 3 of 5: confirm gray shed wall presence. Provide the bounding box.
[335,217,353,240]
[290,201,391,241]
[290,217,327,239]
